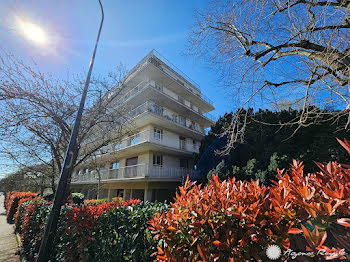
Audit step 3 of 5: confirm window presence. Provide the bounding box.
[125,157,138,177]
[126,157,138,166]
[171,114,178,122]
[179,115,186,126]
[179,136,186,150]
[153,155,163,166]
[154,128,163,140]
[189,121,195,130]
[91,169,97,177]
[193,140,196,150]
[178,96,185,104]
[111,161,120,169]
[151,104,163,116]
[115,142,122,151]
[128,134,140,146]
[155,82,163,91]
[180,158,189,168]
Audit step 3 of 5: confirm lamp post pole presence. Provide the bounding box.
[36,1,104,261]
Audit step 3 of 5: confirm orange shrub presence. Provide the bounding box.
[149,139,350,261]
[6,192,37,223]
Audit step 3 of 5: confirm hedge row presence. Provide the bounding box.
[11,195,168,262]
[149,139,350,261]
[5,139,350,261]
[4,191,37,223]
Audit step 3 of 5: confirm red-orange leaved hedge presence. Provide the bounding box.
[149,138,350,261]
[5,191,37,223]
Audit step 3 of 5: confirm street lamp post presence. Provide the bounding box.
[36,1,104,261]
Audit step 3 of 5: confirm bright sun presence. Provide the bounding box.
[17,20,48,45]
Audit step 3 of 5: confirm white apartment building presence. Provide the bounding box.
[71,50,215,202]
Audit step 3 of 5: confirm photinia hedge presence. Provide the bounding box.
[87,202,169,262]
[6,192,37,223]
[57,198,141,261]
[16,197,149,262]
[21,200,51,262]
[149,138,350,261]
[14,196,42,233]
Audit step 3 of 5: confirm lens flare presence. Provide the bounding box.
[17,19,48,45]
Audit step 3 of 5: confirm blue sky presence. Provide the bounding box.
[0,0,235,119]
[0,0,239,178]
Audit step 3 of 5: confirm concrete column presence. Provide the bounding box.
[86,189,91,199]
[144,187,152,202]
[108,189,113,201]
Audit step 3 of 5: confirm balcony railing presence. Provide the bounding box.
[129,101,206,134]
[72,164,194,183]
[113,129,200,153]
[113,80,216,122]
[122,50,214,107]
[147,50,214,107]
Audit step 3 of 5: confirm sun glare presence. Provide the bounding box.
[17,19,48,46]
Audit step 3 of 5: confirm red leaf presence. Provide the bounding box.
[197,243,208,261]
[157,246,164,255]
[318,231,327,247]
[336,218,350,227]
[167,226,176,231]
[288,228,302,234]
[213,240,221,247]
[337,138,350,155]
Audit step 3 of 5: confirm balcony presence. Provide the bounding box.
[125,50,214,107]
[81,102,204,154]
[71,164,194,183]
[148,50,214,107]
[112,80,216,123]
[101,129,199,155]
[129,101,206,135]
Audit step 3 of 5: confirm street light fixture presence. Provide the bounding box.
[36,0,104,261]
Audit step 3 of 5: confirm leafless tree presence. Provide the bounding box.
[0,164,51,193]
[189,0,350,153]
[0,51,132,192]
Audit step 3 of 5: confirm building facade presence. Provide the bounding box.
[71,50,215,202]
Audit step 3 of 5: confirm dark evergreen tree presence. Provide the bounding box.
[196,109,350,184]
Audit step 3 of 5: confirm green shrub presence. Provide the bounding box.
[112,197,122,202]
[43,191,54,201]
[87,202,169,262]
[71,193,84,205]
[84,198,108,205]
